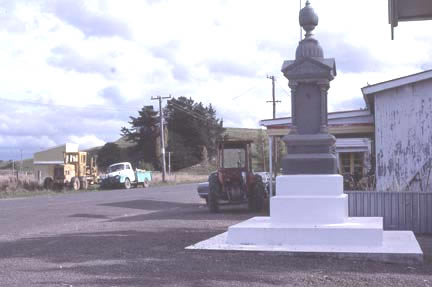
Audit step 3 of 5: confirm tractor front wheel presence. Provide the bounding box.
[208,173,220,213]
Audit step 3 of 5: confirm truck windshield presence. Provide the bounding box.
[107,164,125,173]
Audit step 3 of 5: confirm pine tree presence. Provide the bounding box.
[164,97,224,170]
[120,106,160,169]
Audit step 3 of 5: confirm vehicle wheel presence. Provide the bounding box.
[80,178,88,190]
[43,177,53,190]
[143,179,149,188]
[208,173,220,213]
[71,177,80,191]
[249,179,265,212]
[124,178,131,189]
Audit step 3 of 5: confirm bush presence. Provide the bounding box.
[0,173,43,195]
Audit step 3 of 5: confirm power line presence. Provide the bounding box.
[232,86,257,100]
[276,82,291,97]
[168,101,214,122]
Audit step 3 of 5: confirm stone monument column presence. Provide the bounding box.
[281,0,337,175]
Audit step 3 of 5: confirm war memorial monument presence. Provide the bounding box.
[188,1,423,263]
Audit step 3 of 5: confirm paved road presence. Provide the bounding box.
[0,184,431,287]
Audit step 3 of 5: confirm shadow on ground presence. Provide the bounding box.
[98,199,265,222]
[1,228,431,286]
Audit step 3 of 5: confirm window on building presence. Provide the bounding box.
[339,152,364,178]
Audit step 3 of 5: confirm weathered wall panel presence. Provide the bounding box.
[375,79,432,191]
[347,191,432,234]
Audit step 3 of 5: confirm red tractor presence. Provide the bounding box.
[207,139,267,213]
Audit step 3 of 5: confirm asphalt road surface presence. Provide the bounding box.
[0,184,431,287]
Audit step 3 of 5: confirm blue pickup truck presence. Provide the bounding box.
[100,162,152,189]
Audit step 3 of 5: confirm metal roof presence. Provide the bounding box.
[260,109,373,128]
[361,69,432,110]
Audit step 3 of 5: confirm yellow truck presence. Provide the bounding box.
[33,143,98,190]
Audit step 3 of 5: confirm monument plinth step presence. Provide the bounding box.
[271,194,348,224]
[227,216,383,246]
[276,174,343,196]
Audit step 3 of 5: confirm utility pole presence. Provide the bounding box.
[266,75,280,119]
[20,149,23,178]
[151,95,172,182]
[261,136,266,172]
[168,151,171,176]
[266,75,281,178]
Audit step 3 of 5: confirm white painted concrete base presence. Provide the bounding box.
[226,216,384,246]
[188,174,423,263]
[186,231,423,264]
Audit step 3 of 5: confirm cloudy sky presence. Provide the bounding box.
[0,0,431,160]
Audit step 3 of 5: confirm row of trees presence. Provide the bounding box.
[97,97,225,171]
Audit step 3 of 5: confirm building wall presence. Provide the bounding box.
[33,144,78,163]
[375,79,432,191]
[33,164,56,183]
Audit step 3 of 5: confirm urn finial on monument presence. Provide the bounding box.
[280,0,338,175]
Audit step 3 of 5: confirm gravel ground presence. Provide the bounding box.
[0,183,431,287]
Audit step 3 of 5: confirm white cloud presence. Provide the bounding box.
[1,0,432,159]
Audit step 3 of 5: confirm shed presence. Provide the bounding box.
[362,69,432,191]
[33,143,79,183]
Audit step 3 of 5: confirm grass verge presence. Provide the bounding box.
[0,171,208,199]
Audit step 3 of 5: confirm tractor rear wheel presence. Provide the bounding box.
[208,173,220,213]
[248,178,265,212]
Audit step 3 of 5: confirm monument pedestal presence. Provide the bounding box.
[227,175,383,247]
[187,175,423,263]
